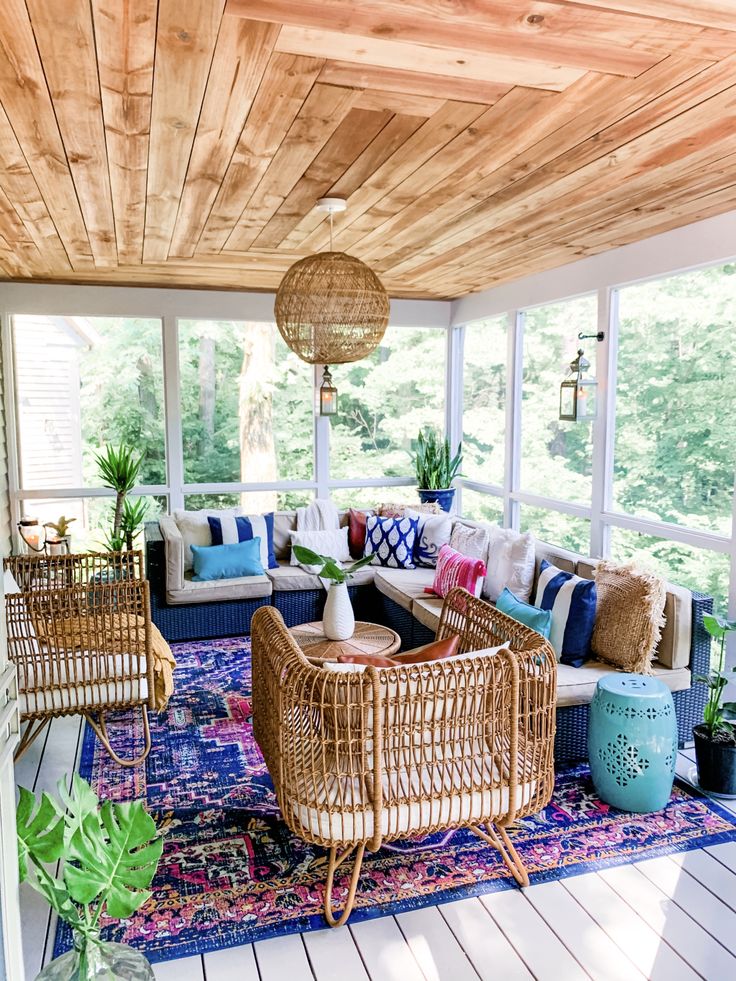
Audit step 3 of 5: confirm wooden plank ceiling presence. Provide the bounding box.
[0,1,735,299]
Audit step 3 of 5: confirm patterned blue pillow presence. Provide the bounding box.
[364,515,419,569]
[534,559,597,667]
[207,513,278,569]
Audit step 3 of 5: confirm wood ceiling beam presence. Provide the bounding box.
[274,26,586,92]
[319,62,511,105]
[92,0,157,265]
[227,0,736,66]
[194,52,323,256]
[143,0,226,263]
[565,1,736,33]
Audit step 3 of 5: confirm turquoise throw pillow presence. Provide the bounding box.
[497,587,552,639]
[191,538,264,581]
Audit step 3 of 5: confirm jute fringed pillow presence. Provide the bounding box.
[592,561,667,674]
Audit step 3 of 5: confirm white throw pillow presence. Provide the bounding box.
[483,528,535,603]
[449,522,489,560]
[173,508,243,571]
[405,509,453,568]
[289,527,351,568]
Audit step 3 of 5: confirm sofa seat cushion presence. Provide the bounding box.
[292,742,537,841]
[373,567,435,611]
[166,572,272,605]
[556,660,691,708]
[411,596,444,632]
[267,561,375,591]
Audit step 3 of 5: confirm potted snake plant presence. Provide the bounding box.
[18,774,162,980]
[412,428,462,513]
[693,614,736,796]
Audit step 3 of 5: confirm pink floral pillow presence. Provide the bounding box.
[425,544,486,599]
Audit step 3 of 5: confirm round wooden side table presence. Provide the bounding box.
[291,620,401,661]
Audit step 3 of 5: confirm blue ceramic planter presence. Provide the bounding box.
[588,673,677,813]
[418,488,456,513]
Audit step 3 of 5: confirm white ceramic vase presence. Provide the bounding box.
[323,581,355,641]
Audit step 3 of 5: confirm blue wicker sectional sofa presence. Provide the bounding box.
[144,514,711,761]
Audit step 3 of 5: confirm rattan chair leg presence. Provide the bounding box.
[471,822,530,887]
[324,843,366,928]
[85,706,152,768]
[14,718,50,762]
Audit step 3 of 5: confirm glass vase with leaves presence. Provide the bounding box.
[17,774,162,980]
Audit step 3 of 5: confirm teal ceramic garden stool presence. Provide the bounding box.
[588,674,678,812]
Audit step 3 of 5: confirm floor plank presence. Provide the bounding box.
[255,934,315,981]
[562,872,699,981]
[524,879,644,981]
[438,897,532,980]
[203,944,260,980]
[153,955,205,980]
[350,916,426,981]
[479,889,589,981]
[706,840,736,873]
[396,905,480,981]
[302,926,370,981]
[636,855,736,956]
[601,863,736,977]
[666,849,736,912]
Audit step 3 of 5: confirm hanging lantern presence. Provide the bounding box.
[318,365,338,416]
[559,349,598,422]
[274,198,389,365]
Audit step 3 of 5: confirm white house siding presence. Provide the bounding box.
[0,349,11,556]
[13,316,83,491]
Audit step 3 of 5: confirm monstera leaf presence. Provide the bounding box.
[64,799,163,919]
[16,786,65,881]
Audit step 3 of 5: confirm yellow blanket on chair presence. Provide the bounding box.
[35,612,176,711]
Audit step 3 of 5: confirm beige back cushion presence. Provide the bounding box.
[273,511,297,560]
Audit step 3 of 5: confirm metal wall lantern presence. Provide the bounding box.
[319,365,338,416]
[559,348,598,422]
[17,518,46,553]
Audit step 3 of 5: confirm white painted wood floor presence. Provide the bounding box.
[14,716,736,981]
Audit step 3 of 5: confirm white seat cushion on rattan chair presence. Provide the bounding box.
[18,652,148,716]
[292,739,537,841]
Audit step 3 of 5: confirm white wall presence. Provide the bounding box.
[451,210,736,326]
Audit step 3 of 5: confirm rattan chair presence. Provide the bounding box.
[4,550,154,767]
[252,587,557,927]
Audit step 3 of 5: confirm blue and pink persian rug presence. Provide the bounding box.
[56,636,736,964]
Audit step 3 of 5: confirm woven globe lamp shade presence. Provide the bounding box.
[274,251,390,364]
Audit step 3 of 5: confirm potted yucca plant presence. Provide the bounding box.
[412,428,462,513]
[94,444,143,551]
[18,774,162,979]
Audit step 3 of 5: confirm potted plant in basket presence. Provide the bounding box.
[412,428,462,513]
[18,773,162,980]
[693,614,736,796]
[293,545,374,641]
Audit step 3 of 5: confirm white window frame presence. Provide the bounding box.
[0,285,451,549]
[451,211,736,621]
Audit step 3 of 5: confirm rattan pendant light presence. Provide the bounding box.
[274,198,390,364]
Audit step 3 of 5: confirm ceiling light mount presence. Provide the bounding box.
[316,197,347,215]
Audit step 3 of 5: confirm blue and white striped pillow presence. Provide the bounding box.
[534,559,597,667]
[207,513,278,570]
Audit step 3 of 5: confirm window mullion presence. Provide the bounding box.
[590,287,617,558]
[505,310,523,530]
[162,315,184,511]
